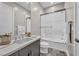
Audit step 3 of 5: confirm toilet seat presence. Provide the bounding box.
[40,41,49,54]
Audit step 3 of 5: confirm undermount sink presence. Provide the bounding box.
[0,45,9,49]
[0,40,15,49]
[14,38,32,44]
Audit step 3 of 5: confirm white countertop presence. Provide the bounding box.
[0,35,40,56]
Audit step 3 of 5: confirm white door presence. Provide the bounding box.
[75,2,79,56]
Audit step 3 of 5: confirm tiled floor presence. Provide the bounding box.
[40,48,67,56]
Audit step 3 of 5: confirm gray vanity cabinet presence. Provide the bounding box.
[18,47,29,56]
[9,39,40,56]
[9,51,19,56]
[18,45,32,56]
[30,40,40,56]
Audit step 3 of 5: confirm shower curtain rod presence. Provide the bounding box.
[40,9,66,16]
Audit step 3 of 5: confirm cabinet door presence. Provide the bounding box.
[18,46,30,56]
[30,40,40,56]
[75,2,79,56]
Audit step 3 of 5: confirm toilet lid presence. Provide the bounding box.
[40,42,49,45]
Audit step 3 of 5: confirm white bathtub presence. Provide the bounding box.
[41,37,67,44]
[40,37,68,52]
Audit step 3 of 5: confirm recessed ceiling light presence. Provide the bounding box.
[26,2,29,4]
[14,7,18,11]
[33,7,38,11]
[50,2,53,4]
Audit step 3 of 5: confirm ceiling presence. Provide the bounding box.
[16,2,31,12]
[39,2,63,9]
[15,2,63,12]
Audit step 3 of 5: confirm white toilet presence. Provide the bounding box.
[40,41,49,54]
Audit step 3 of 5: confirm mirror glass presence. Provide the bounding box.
[1,2,31,36]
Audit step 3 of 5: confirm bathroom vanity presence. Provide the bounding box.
[10,39,40,56]
[0,36,40,56]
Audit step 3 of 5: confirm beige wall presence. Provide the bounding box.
[31,2,44,35]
